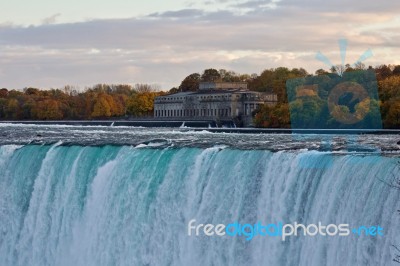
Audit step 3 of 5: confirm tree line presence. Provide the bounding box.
[0,84,163,120]
[0,64,400,128]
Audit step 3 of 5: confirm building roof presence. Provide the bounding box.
[156,89,268,99]
[199,81,248,91]
[193,89,240,95]
[162,91,193,97]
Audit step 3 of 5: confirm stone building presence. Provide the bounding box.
[154,82,277,127]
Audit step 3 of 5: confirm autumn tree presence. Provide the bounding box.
[126,92,158,117]
[378,75,400,102]
[0,99,6,118]
[379,75,400,127]
[32,99,63,120]
[375,64,392,80]
[24,87,40,96]
[0,89,8,98]
[112,94,128,116]
[6,99,21,119]
[393,65,400,76]
[315,69,329,76]
[21,99,35,119]
[254,103,291,128]
[384,101,400,128]
[91,94,112,118]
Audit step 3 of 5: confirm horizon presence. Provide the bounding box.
[0,64,392,92]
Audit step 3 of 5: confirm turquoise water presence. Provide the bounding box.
[0,144,399,265]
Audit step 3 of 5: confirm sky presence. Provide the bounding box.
[1,0,400,90]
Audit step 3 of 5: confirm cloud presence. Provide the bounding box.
[1,2,400,90]
[232,0,277,9]
[148,9,204,18]
[278,0,400,13]
[41,13,61,25]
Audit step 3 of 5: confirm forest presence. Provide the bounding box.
[0,64,399,128]
[0,84,162,120]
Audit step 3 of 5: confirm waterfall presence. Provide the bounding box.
[0,144,398,266]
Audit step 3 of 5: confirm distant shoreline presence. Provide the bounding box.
[1,121,400,135]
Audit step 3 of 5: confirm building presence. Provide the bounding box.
[154,82,278,127]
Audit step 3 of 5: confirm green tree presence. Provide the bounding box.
[201,68,221,82]
[179,73,200,92]
[219,69,241,82]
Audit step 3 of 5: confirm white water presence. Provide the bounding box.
[0,144,399,266]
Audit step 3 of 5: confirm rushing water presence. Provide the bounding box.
[0,125,399,266]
